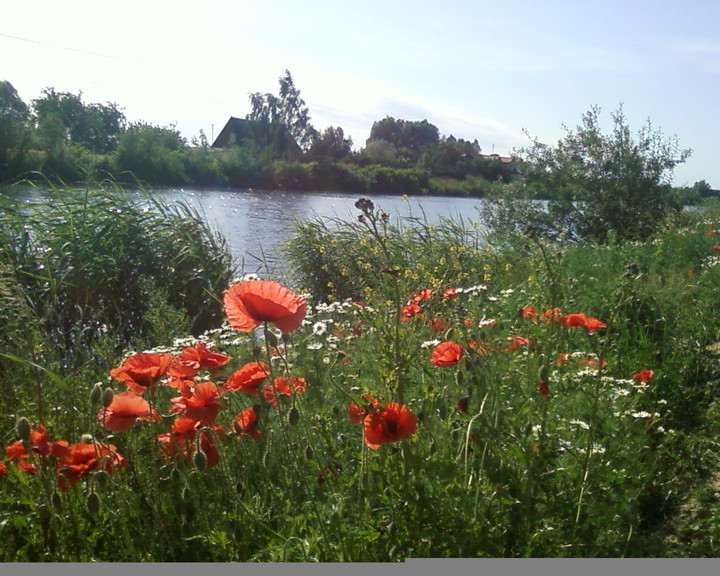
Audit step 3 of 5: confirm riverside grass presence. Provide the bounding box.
[1,189,720,560]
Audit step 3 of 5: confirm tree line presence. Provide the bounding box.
[0,72,516,195]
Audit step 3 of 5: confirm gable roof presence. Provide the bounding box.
[211,116,301,156]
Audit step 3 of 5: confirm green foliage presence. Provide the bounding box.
[111,122,188,185]
[486,105,692,243]
[0,81,33,182]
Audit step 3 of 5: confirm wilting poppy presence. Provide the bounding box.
[363,402,418,449]
[633,369,655,383]
[430,341,464,367]
[233,406,262,439]
[56,442,128,491]
[224,280,307,334]
[110,352,173,394]
[167,341,230,379]
[98,391,160,432]
[170,381,223,424]
[456,396,469,413]
[224,362,271,394]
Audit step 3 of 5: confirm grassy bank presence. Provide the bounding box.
[1,188,719,560]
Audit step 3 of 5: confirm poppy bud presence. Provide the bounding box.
[101,388,114,408]
[86,492,101,516]
[538,364,550,383]
[193,449,207,471]
[264,328,279,347]
[51,492,63,512]
[15,417,31,442]
[90,382,104,404]
[288,407,300,426]
[94,470,109,489]
[305,445,314,459]
[81,433,94,444]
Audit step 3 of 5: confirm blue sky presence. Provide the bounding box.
[3,0,719,186]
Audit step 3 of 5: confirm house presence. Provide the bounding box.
[211,116,301,156]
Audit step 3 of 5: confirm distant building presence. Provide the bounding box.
[211,116,301,156]
[477,153,516,165]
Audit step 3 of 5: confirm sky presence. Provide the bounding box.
[2,0,719,187]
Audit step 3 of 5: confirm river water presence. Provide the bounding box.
[2,186,488,274]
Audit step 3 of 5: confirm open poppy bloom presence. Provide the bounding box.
[233,406,262,439]
[224,361,271,394]
[262,376,307,407]
[5,424,69,474]
[224,280,307,334]
[504,335,530,352]
[363,402,418,449]
[56,442,128,491]
[558,313,607,331]
[410,288,433,303]
[110,352,174,394]
[633,369,655,383]
[430,341,464,367]
[400,303,423,322]
[157,417,222,469]
[170,381,223,424]
[98,391,161,432]
[167,341,231,379]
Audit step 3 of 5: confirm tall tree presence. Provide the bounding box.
[0,80,33,180]
[247,70,318,153]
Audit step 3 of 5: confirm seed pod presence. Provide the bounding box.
[16,417,31,441]
[86,492,101,516]
[51,492,63,512]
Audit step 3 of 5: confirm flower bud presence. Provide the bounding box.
[51,492,63,512]
[101,388,114,408]
[193,449,207,471]
[15,417,31,442]
[86,492,101,516]
[90,382,104,405]
[288,406,300,426]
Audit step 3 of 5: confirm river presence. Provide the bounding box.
[2,186,488,273]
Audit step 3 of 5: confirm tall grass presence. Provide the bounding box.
[1,190,720,560]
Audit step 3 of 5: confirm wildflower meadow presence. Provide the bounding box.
[1,190,720,561]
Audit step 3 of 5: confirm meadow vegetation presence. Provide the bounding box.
[1,179,720,560]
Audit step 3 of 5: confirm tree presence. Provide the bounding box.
[111,122,187,184]
[367,116,440,152]
[32,88,125,153]
[487,105,692,243]
[0,80,33,181]
[247,70,318,154]
[307,126,353,160]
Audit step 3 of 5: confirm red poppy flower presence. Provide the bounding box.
[262,376,307,407]
[504,335,530,352]
[558,313,607,331]
[411,288,433,303]
[224,362,271,394]
[157,417,222,469]
[538,381,551,399]
[110,352,173,394]
[543,308,563,322]
[712,244,720,252]
[347,402,367,424]
[427,317,448,334]
[430,341,464,367]
[520,306,538,320]
[0,461,6,478]
[223,280,307,334]
[97,391,161,432]
[400,303,423,322]
[167,341,230,379]
[233,406,262,439]
[170,381,223,424]
[443,287,458,299]
[5,424,70,468]
[556,352,570,366]
[456,396,469,413]
[363,402,418,449]
[56,442,128,490]
[633,369,655,383]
